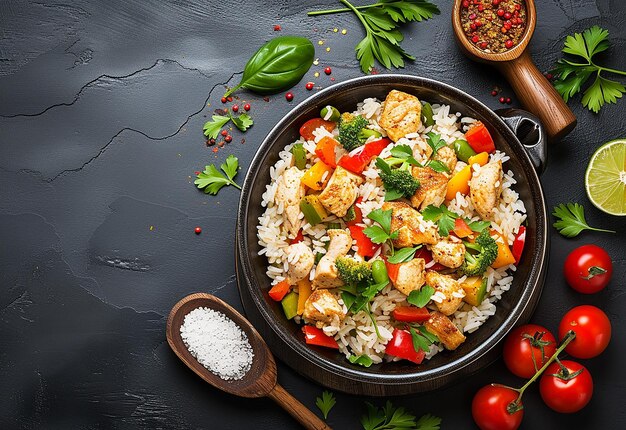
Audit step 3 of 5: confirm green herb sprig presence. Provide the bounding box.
[407,285,434,308]
[308,1,440,73]
[203,113,253,139]
[552,26,626,113]
[552,203,615,237]
[361,401,442,430]
[409,324,439,353]
[315,390,337,419]
[194,155,242,195]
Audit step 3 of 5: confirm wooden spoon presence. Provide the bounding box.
[452,0,576,141]
[166,293,331,430]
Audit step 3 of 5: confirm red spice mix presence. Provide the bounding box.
[461,0,527,53]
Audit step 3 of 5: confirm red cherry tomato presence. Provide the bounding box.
[563,244,613,293]
[299,118,336,141]
[539,360,593,413]
[558,305,611,359]
[472,385,523,430]
[502,324,557,378]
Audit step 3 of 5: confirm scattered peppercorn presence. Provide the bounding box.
[324,66,332,75]
[221,97,227,103]
[305,82,314,90]
[207,138,216,146]
[499,96,506,103]
[506,97,512,104]
[225,135,233,143]
[285,92,294,101]
[491,90,498,96]
[263,96,270,102]
[218,141,225,147]
[232,104,239,112]
[194,227,202,234]
[273,25,281,31]
[220,130,228,136]
[243,103,251,111]
[227,96,233,102]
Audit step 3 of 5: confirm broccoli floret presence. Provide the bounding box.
[375,157,420,199]
[460,229,499,276]
[338,113,369,151]
[335,257,372,285]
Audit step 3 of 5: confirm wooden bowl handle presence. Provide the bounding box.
[268,384,332,430]
[497,50,576,141]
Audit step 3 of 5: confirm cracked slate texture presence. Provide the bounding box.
[0,0,625,428]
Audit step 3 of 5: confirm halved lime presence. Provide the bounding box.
[585,139,626,216]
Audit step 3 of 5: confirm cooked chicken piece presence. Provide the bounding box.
[285,242,315,284]
[382,201,439,248]
[313,229,352,289]
[433,146,457,173]
[470,160,503,219]
[410,167,448,210]
[318,166,364,217]
[424,311,466,350]
[391,258,426,296]
[425,271,465,316]
[275,166,306,237]
[303,289,345,326]
[379,90,422,142]
[429,239,466,269]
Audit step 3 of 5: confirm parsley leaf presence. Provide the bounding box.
[363,225,391,244]
[552,26,626,113]
[194,155,242,195]
[407,285,435,308]
[366,208,394,235]
[387,246,421,264]
[230,112,254,132]
[426,132,447,153]
[552,202,615,237]
[315,390,336,419]
[202,115,230,139]
[421,204,459,237]
[390,144,420,165]
[364,208,399,245]
[361,401,441,430]
[409,325,437,353]
[349,354,374,367]
[415,414,442,430]
[425,159,449,173]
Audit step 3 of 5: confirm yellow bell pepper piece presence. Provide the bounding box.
[301,160,333,190]
[490,230,517,268]
[446,165,472,201]
[468,151,489,167]
[296,278,312,315]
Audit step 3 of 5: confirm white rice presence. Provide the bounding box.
[256,97,526,363]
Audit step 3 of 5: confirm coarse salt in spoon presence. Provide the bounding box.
[166,293,332,430]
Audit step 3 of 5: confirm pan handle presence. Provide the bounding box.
[496,108,547,174]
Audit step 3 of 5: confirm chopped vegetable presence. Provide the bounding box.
[315,391,336,419]
[384,258,400,284]
[385,329,425,364]
[299,195,328,225]
[320,105,340,122]
[344,197,363,226]
[552,202,615,238]
[460,229,498,276]
[414,248,446,271]
[376,157,420,201]
[296,279,312,315]
[269,279,291,302]
[326,222,342,230]
[299,118,336,141]
[291,143,307,170]
[336,256,373,285]
[349,354,374,367]
[552,26,626,113]
[349,225,379,257]
[453,139,477,163]
[422,102,435,127]
[360,401,442,430]
[453,218,473,238]
[465,122,496,154]
[194,155,242,195]
[467,151,489,167]
[302,325,339,349]
[337,138,391,174]
[338,112,370,151]
[512,226,526,263]
[315,136,338,167]
[289,229,304,244]
[371,260,389,285]
[445,165,471,201]
[301,161,333,190]
[281,291,299,320]
[358,128,382,142]
[490,230,517,269]
[392,306,430,323]
[461,276,488,307]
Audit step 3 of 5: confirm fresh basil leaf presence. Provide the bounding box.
[225,36,315,97]
[349,354,374,367]
[387,246,420,264]
[407,285,435,308]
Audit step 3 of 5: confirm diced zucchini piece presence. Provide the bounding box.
[344,204,356,222]
[326,222,341,230]
[291,143,307,170]
[320,105,340,122]
[281,291,299,320]
[461,276,488,306]
[300,195,328,226]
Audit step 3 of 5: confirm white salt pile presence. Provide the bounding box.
[180,307,254,381]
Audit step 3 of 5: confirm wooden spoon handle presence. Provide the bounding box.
[267,384,332,430]
[497,50,576,142]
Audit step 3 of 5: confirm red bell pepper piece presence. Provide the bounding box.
[465,121,496,154]
[302,325,339,349]
[453,218,473,238]
[337,138,391,174]
[299,118,336,141]
[511,226,526,264]
[385,329,425,364]
[268,279,291,302]
[348,225,379,257]
[289,229,304,245]
[345,197,363,226]
[414,248,446,271]
[384,257,401,284]
[392,306,431,323]
[315,136,338,168]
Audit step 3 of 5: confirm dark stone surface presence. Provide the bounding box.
[0,1,624,428]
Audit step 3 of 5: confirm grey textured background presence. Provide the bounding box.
[1,0,625,428]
